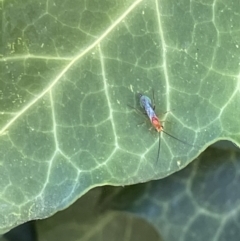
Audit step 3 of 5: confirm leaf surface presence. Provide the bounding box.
[104,144,240,241]
[1,0,240,231]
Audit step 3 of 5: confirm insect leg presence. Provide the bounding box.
[127,104,147,116]
[151,89,156,110]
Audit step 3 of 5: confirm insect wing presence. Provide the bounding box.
[139,95,152,110]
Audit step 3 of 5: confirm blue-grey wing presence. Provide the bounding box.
[139,95,152,110]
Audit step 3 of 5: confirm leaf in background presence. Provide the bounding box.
[3,221,37,241]
[103,144,240,241]
[36,188,162,241]
[1,0,240,232]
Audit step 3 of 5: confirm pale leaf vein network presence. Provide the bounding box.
[0,0,143,135]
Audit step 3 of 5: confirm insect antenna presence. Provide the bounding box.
[162,130,195,147]
[156,131,161,164]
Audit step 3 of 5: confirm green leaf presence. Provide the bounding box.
[35,188,162,241]
[104,144,240,241]
[1,0,240,232]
